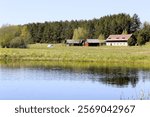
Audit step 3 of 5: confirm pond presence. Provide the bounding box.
[0,61,150,100]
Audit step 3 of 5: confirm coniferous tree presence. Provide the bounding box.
[0,13,143,44]
[137,33,146,46]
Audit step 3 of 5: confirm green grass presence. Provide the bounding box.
[0,43,150,68]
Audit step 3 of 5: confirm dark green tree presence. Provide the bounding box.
[130,14,141,33]
[137,33,146,46]
[24,13,141,43]
[128,35,137,46]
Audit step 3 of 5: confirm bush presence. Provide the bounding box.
[137,34,146,46]
[9,37,27,48]
[128,37,137,46]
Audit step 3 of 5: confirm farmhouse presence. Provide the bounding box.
[84,39,100,46]
[66,39,80,46]
[106,34,132,46]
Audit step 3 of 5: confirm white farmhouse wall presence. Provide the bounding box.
[106,42,128,46]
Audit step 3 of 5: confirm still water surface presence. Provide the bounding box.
[0,63,150,100]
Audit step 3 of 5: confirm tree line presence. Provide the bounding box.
[27,13,141,43]
[0,13,150,48]
[0,25,30,48]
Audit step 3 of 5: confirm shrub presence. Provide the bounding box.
[137,34,146,46]
[128,37,137,46]
[9,37,27,48]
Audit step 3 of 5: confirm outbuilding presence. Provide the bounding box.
[84,39,100,46]
[66,39,80,46]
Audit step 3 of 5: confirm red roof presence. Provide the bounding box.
[106,34,132,42]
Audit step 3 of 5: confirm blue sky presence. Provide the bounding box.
[0,0,150,26]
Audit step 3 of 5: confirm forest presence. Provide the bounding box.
[0,13,150,48]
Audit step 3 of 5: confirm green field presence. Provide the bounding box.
[0,43,150,68]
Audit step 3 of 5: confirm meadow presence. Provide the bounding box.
[0,43,150,68]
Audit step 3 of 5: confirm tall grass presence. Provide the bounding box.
[0,43,150,68]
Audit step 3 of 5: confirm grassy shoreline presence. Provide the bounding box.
[0,43,150,68]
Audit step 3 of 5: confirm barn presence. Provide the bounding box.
[66,39,81,46]
[84,39,100,46]
[106,34,132,46]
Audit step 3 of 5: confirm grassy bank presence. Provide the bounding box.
[0,43,150,68]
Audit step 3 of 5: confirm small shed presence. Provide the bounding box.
[66,39,80,46]
[85,39,100,46]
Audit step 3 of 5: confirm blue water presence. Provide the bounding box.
[0,66,150,100]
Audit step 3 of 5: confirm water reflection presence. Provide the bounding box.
[93,67,139,88]
[0,61,149,88]
[0,61,150,100]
